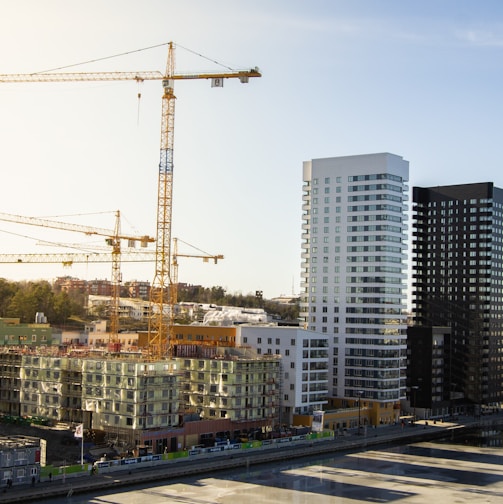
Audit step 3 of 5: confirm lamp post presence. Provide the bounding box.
[411,385,419,425]
[357,390,363,434]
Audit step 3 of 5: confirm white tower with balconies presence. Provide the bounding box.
[300,153,409,410]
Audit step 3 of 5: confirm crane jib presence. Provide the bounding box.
[0,70,261,84]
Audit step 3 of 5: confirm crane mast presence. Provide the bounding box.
[110,211,122,341]
[148,42,176,357]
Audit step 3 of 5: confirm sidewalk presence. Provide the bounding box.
[2,414,501,504]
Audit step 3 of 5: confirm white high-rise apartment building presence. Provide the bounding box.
[300,153,409,410]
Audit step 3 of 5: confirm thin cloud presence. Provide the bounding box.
[456,27,503,47]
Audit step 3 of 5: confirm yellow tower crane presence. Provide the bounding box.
[0,210,154,343]
[0,41,261,357]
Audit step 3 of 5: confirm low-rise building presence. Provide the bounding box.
[0,317,52,347]
[0,435,43,486]
[237,325,329,425]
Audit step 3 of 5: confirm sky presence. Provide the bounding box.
[1,1,503,300]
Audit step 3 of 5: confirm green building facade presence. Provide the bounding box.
[0,318,52,346]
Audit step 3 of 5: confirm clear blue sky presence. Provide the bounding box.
[1,1,502,299]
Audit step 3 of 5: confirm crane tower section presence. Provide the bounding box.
[148,43,176,357]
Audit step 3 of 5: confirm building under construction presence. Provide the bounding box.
[0,339,281,454]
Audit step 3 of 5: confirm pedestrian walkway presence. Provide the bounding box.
[2,414,501,504]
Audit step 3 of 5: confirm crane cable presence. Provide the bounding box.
[34,42,171,74]
[35,41,239,75]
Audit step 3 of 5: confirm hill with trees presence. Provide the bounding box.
[0,279,299,328]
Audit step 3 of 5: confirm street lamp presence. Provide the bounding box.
[357,390,363,434]
[411,385,419,425]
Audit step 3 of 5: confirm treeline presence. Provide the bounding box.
[0,279,299,328]
[0,279,86,326]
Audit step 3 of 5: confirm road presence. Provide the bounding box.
[3,415,503,503]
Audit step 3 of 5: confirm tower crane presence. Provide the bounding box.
[0,237,224,328]
[0,210,154,342]
[0,41,261,357]
[0,250,156,266]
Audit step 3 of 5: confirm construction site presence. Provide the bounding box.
[0,42,280,461]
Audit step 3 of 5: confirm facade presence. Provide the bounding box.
[137,324,238,350]
[237,325,329,424]
[20,353,84,423]
[0,351,21,416]
[0,346,281,453]
[0,318,52,347]
[406,326,453,418]
[87,295,150,321]
[300,153,409,412]
[124,280,150,300]
[0,435,42,486]
[411,182,503,408]
[81,358,180,440]
[176,348,280,425]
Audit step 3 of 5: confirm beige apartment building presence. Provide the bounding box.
[1,346,280,453]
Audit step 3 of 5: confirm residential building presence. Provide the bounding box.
[81,357,180,437]
[0,351,21,415]
[0,435,42,486]
[124,280,150,300]
[87,295,150,321]
[176,346,280,425]
[1,346,281,453]
[88,279,113,297]
[0,317,52,347]
[20,353,83,424]
[300,153,409,421]
[54,276,88,294]
[237,325,329,424]
[411,182,503,410]
[406,326,453,418]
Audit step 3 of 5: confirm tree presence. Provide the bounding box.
[7,281,54,323]
[0,278,18,317]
